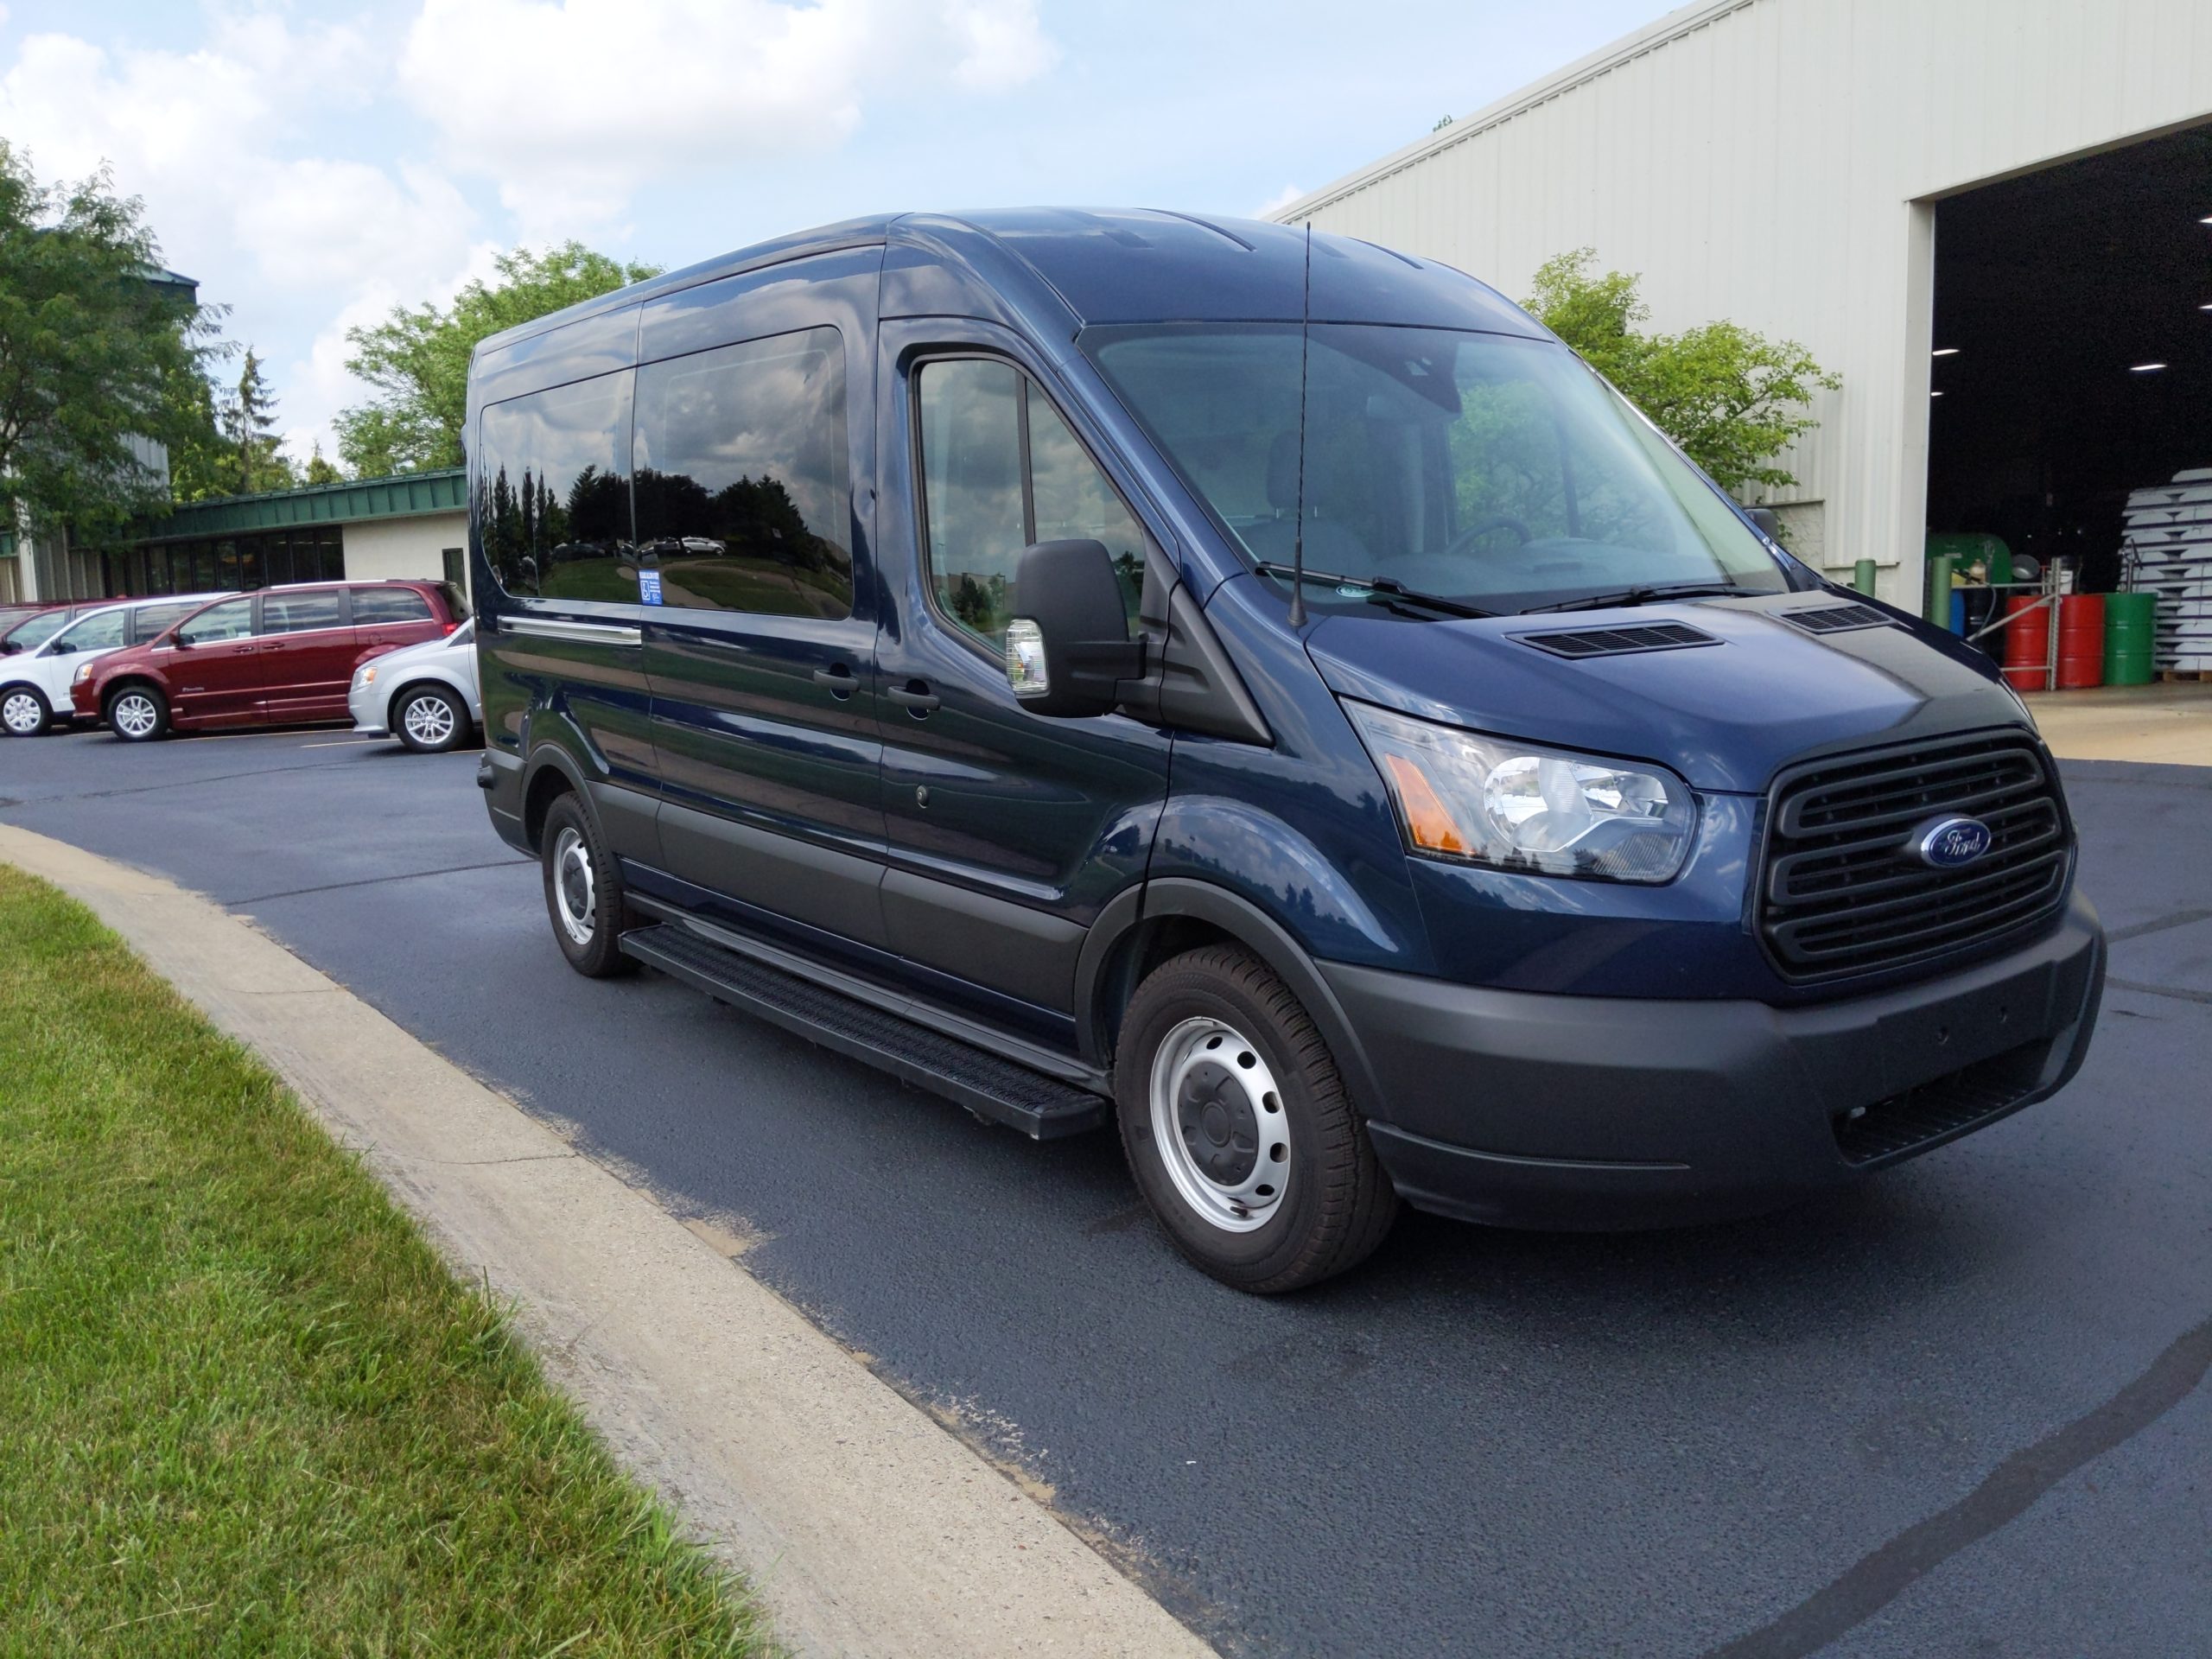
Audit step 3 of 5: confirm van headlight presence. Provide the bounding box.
[356,665,376,688]
[73,662,94,685]
[1344,701,1696,883]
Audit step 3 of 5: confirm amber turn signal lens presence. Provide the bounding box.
[1381,753,1470,855]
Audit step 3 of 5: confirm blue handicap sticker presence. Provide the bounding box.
[639,569,664,605]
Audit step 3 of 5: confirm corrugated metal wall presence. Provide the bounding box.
[1275,0,2212,605]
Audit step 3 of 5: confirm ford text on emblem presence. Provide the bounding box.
[1911,816,1993,869]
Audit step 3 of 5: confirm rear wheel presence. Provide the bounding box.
[540,792,636,978]
[2,685,50,737]
[1116,944,1398,1293]
[394,683,468,753]
[107,685,168,743]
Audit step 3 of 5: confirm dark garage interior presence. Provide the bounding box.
[1928,124,2212,591]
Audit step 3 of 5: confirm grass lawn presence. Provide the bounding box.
[0,865,768,1656]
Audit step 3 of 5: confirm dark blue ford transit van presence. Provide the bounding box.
[469,209,2104,1292]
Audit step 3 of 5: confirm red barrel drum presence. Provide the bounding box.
[2055,594,2104,690]
[2001,594,2049,692]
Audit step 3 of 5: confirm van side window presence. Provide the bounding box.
[480,372,635,603]
[130,602,197,643]
[632,327,853,619]
[352,588,433,625]
[263,591,346,634]
[56,610,128,653]
[177,597,256,645]
[916,359,1144,650]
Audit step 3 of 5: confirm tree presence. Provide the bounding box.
[160,359,238,505]
[302,442,342,486]
[336,243,661,476]
[222,347,293,493]
[1522,249,1839,496]
[0,142,220,540]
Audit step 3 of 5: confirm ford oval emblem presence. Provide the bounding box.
[1912,816,1993,869]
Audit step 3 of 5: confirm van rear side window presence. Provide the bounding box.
[632,327,853,620]
[480,372,635,603]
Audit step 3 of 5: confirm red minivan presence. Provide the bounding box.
[75,580,467,741]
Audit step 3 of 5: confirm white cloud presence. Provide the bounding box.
[0,15,483,461]
[400,0,1055,237]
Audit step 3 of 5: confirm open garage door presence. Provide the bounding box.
[1928,126,2212,654]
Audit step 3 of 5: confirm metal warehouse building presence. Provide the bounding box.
[1274,0,2212,607]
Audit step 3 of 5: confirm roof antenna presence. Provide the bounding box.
[1287,221,1313,628]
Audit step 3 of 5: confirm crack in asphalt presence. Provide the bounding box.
[2105,908,2212,944]
[1701,1313,2212,1659]
[2107,977,2212,1006]
[230,857,529,906]
[26,756,370,804]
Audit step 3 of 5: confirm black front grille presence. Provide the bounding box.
[1758,733,2069,982]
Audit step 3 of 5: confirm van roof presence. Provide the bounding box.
[470,207,1542,369]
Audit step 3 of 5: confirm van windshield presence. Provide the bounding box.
[1085,324,1789,615]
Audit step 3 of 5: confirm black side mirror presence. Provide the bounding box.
[1006,539,1145,718]
[1745,506,1783,541]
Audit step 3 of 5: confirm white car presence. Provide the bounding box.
[0,593,224,737]
[348,617,481,752]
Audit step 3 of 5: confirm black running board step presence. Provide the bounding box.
[620,923,1109,1140]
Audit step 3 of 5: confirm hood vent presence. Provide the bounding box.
[1777,601,1894,636]
[1516,621,1720,659]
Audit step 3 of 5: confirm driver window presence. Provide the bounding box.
[915,358,1144,650]
[177,597,256,645]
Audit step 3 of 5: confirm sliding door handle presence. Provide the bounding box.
[812,664,860,700]
[885,680,939,715]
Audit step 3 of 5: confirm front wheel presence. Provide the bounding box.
[2,685,50,737]
[1116,944,1398,1293]
[106,685,169,743]
[540,792,636,978]
[394,683,469,753]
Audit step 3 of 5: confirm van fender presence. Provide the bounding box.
[1074,875,1392,1126]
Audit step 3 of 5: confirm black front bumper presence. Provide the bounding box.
[1325,892,2105,1230]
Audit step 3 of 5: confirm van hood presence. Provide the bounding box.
[1304,594,2031,794]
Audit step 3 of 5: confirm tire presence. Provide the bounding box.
[392,683,469,753]
[106,683,169,743]
[2,684,50,737]
[540,791,637,978]
[1116,944,1399,1294]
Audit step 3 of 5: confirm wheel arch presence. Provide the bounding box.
[520,742,591,854]
[1076,876,1391,1123]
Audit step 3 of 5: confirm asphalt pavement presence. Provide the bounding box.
[3,723,2207,1658]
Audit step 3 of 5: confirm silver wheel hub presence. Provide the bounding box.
[403,692,455,746]
[1150,1016,1289,1233]
[3,691,40,734]
[552,825,595,945]
[113,693,157,738]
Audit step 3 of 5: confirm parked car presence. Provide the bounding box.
[75,579,469,741]
[347,618,481,751]
[0,601,106,658]
[1,593,225,735]
[469,209,2103,1293]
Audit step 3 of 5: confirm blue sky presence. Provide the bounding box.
[0,0,1669,466]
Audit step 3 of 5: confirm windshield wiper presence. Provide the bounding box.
[1253,563,1493,620]
[1521,581,1761,615]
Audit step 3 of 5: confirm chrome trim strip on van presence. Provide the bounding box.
[499,615,643,647]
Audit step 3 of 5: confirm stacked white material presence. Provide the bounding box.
[2123,467,2212,671]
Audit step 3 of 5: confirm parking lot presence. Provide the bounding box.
[3,723,2207,1658]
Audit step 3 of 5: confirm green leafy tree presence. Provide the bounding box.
[0,142,221,540]
[302,442,342,486]
[160,359,238,504]
[223,346,294,493]
[336,243,661,475]
[1523,249,1839,496]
